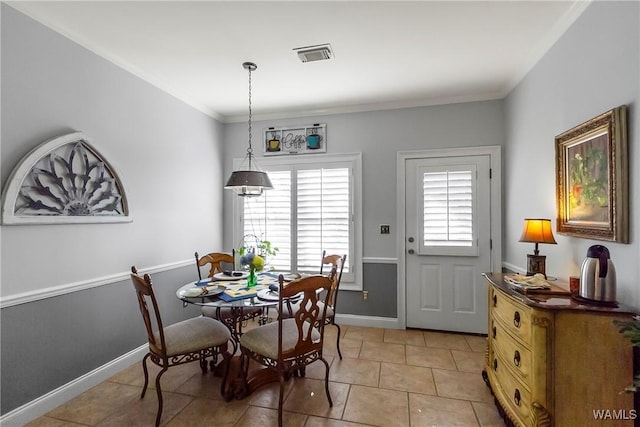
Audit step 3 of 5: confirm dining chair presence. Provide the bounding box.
[282,251,347,359]
[130,266,232,427]
[319,252,347,359]
[195,251,263,345]
[239,273,334,426]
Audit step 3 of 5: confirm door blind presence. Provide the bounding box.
[423,170,473,247]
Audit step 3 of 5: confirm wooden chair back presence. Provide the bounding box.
[130,266,166,357]
[319,252,347,310]
[195,250,234,280]
[277,274,332,361]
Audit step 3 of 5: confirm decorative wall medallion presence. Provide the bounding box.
[1,132,131,224]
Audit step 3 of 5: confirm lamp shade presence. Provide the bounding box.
[224,170,273,197]
[519,218,557,244]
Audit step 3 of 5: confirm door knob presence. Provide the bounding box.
[408,249,415,254]
[408,237,414,242]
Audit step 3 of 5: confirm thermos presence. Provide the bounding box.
[579,245,616,303]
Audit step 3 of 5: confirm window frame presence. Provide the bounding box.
[231,152,363,290]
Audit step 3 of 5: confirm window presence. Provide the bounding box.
[233,153,361,288]
[418,163,478,257]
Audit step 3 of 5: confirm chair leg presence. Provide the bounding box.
[218,349,232,398]
[154,367,168,427]
[334,323,343,360]
[278,375,286,427]
[140,353,150,398]
[321,357,333,407]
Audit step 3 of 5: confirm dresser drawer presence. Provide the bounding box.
[490,351,533,425]
[491,287,532,345]
[491,317,532,382]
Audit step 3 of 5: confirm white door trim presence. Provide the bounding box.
[396,146,502,330]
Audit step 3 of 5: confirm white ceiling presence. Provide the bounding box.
[7,1,589,123]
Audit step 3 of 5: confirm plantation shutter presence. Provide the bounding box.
[420,164,478,256]
[242,170,291,271]
[242,166,351,273]
[296,167,350,272]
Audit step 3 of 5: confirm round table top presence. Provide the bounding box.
[176,272,298,308]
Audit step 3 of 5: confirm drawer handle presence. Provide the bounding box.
[513,350,521,367]
[492,358,498,371]
[492,294,497,307]
[492,326,497,339]
[514,388,521,406]
[513,311,521,328]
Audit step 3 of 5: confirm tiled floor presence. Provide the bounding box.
[27,324,503,426]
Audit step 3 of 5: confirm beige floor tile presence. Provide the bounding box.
[108,361,144,385]
[358,341,406,363]
[165,397,248,427]
[379,362,436,395]
[343,326,384,342]
[283,378,349,419]
[304,415,373,426]
[405,344,457,370]
[432,369,494,403]
[465,335,488,352]
[174,369,228,400]
[124,360,205,392]
[329,358,380,387]
[247,379,296,409]
[409,393,479,426]
[472,401,504,426]
[324,337,362,359]
[25,417,85,427]
[45,382,141,425]
[452,349,486,373]
[424,331,473,350]
[342,385,409,427]
[97,389,193,426]
[234,405,308,427]
[29,328,502,427]
[384,328,426,346]
[302,357,334,380]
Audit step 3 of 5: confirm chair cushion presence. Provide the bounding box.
[154,316,230,357]
[239,318,320,359]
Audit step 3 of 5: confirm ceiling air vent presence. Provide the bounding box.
[294,44,333,63]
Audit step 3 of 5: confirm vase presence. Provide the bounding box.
[247,269,257,288]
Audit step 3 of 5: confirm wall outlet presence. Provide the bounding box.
[380,224,390,234]
[362,290,369,301]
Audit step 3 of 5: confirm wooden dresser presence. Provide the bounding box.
[483,272,636,427]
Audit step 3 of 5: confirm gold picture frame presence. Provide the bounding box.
[555,106,628,242]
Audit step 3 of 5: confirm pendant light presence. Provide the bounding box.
[224,62,273,197]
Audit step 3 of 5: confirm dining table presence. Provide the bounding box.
[176,270,306,400]
[176,270,301,343]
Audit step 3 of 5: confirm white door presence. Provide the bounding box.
[405,154,491,334]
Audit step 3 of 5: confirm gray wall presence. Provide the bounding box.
[504,0,640,307]
[222,102,505,316]
[1,5,223,414]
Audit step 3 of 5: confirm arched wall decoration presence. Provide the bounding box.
[1,132,131,224]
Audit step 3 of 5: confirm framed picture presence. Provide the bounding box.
[555,106,628,242]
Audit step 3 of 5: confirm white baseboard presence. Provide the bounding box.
[334,314,401,329]
[0,345,148,426]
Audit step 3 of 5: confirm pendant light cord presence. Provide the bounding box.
[247,65,253,169]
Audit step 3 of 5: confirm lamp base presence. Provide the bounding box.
[526,254,547,277]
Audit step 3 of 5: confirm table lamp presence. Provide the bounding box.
[519,218,557,277]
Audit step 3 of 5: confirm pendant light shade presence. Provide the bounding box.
[224,62,273,197]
